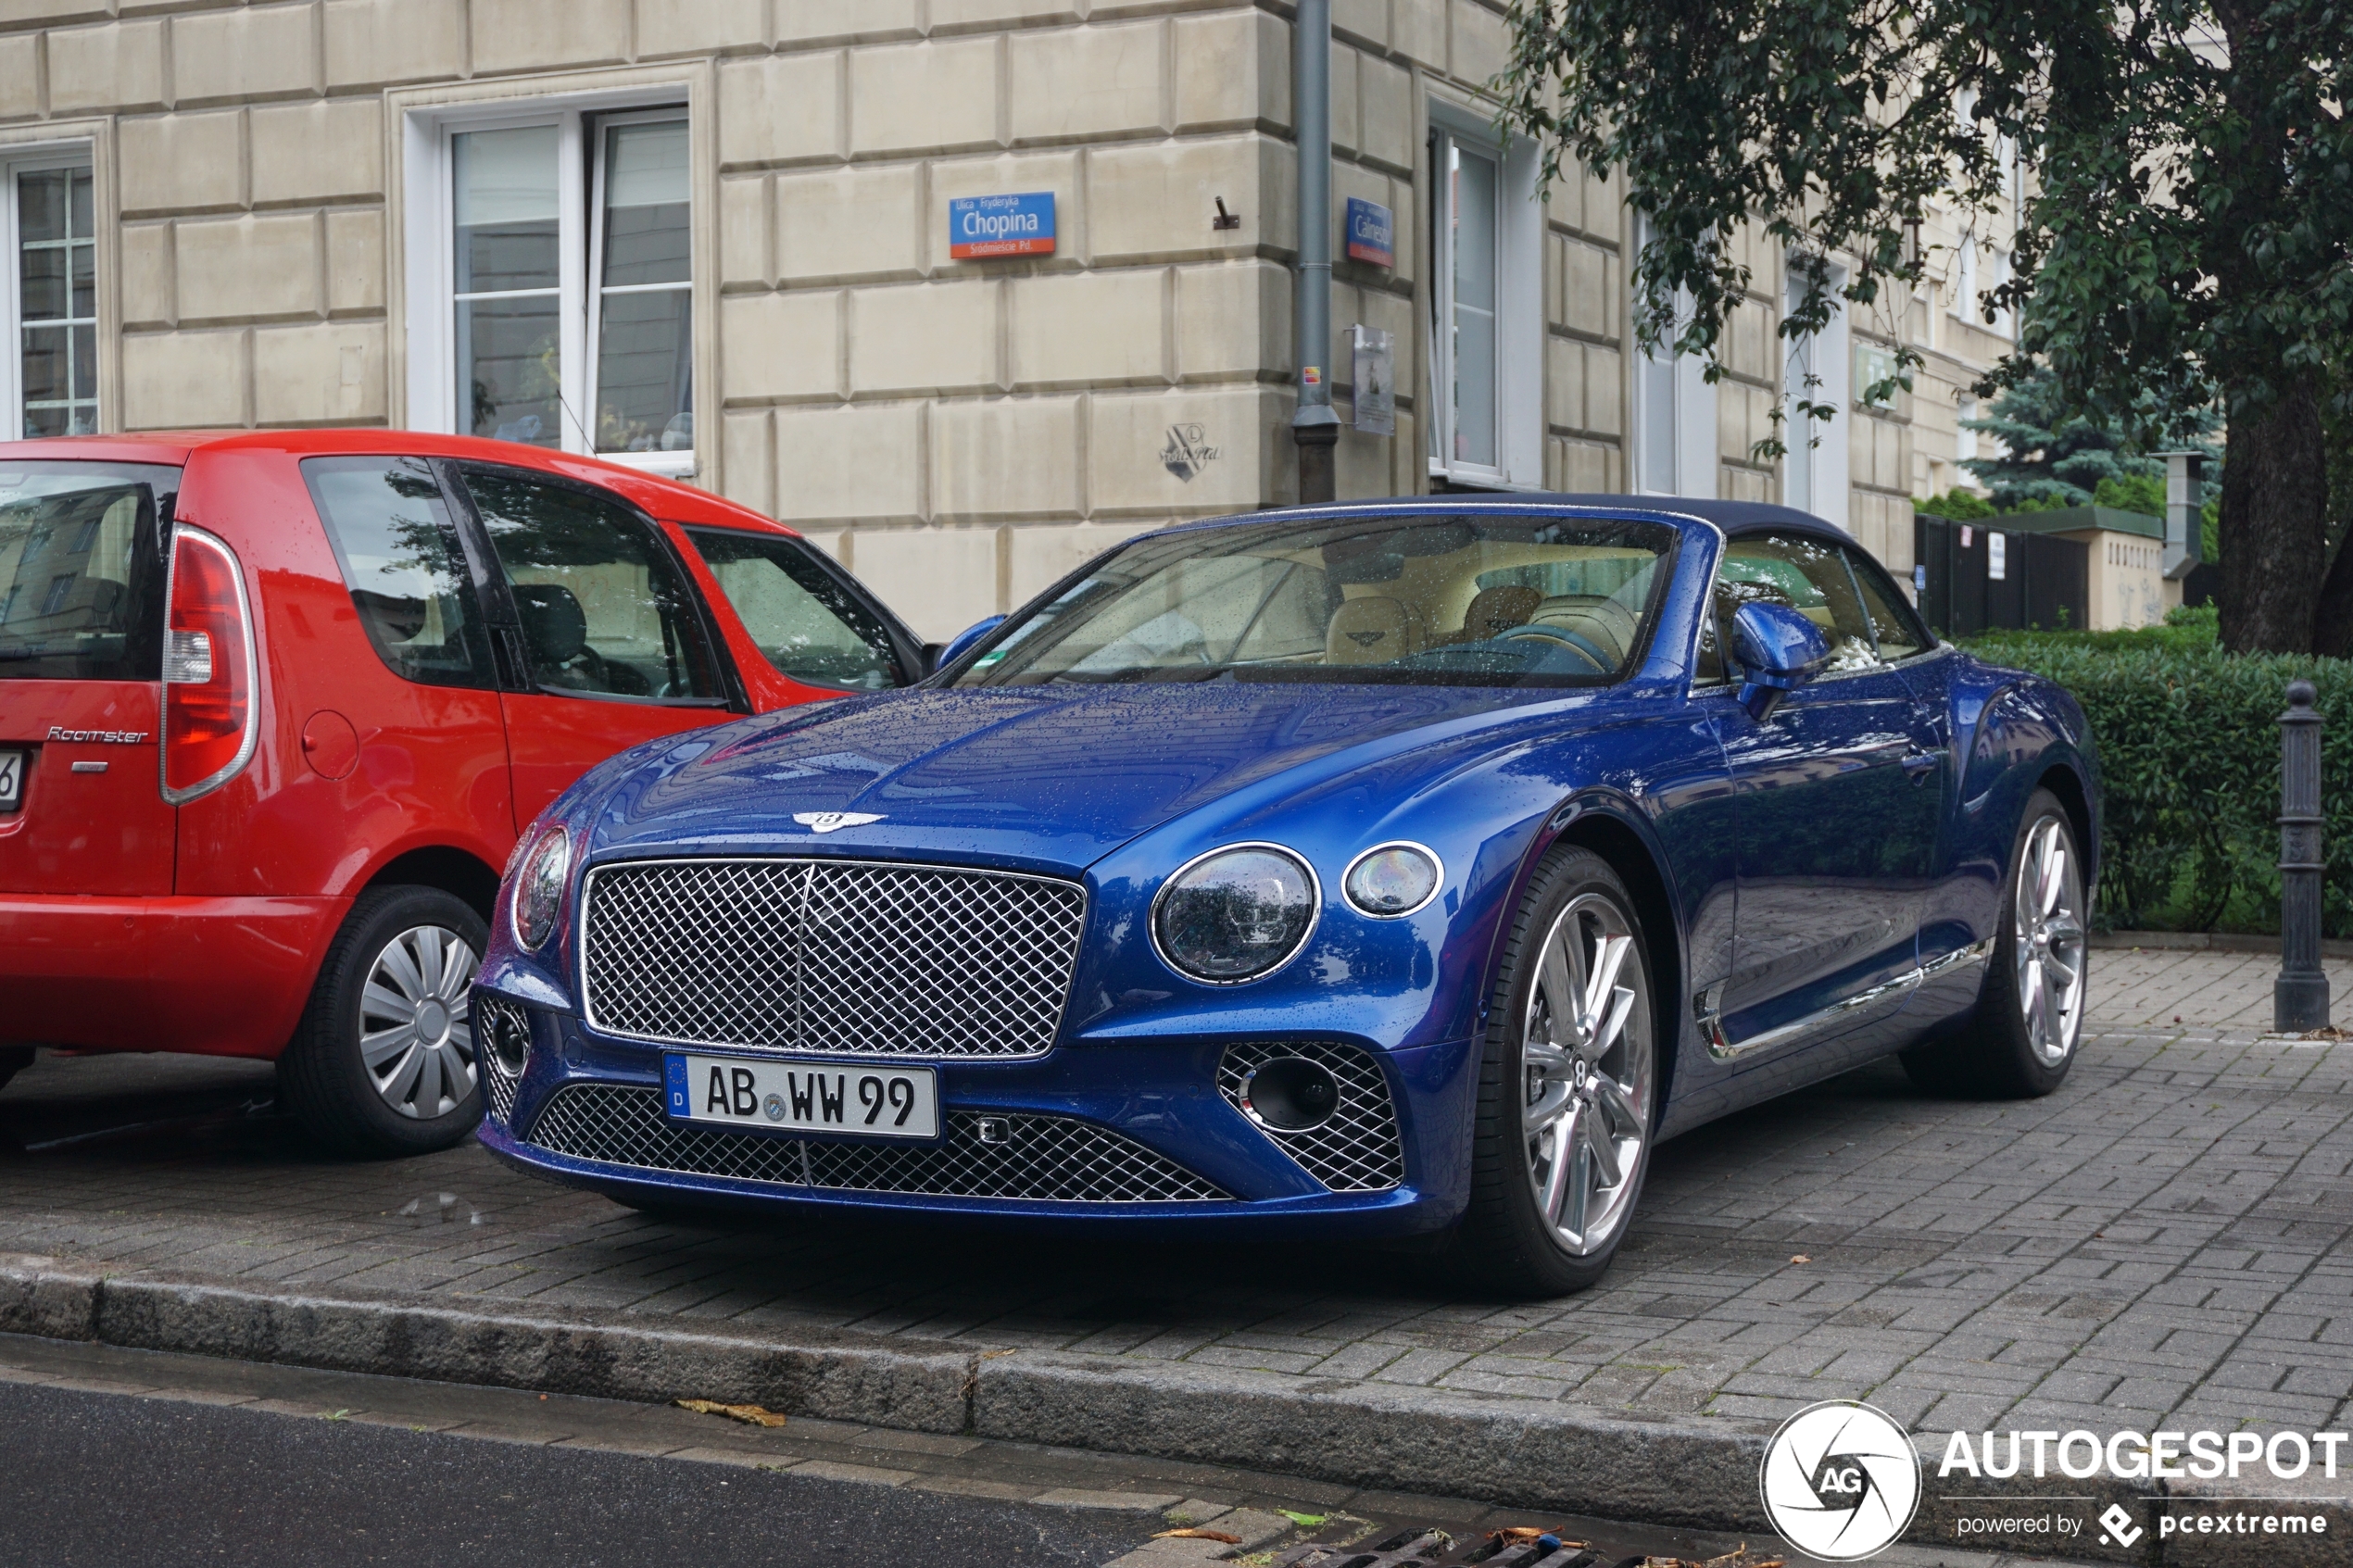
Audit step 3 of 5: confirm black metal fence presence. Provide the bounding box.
[1913,516,2090,636]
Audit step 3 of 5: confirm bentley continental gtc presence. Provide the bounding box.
[472,498,2098,1295]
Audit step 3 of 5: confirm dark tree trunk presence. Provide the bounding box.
[2317,534,2353,659]
[2218,376,2329,654]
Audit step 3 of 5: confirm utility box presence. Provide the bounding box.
[1914,515,2090,636]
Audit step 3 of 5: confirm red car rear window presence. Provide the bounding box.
[0,459,178,682]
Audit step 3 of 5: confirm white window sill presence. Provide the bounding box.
[596,449,698,481]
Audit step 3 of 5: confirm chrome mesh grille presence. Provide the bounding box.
[473,991,529,1129]
[582,859,1086,1060]
[524,1083,1227,1203]
[1217,1042,1404,1193]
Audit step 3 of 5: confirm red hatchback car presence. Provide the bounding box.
[0,431,922,1155]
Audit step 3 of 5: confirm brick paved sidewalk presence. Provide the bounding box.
[2091,939,2353,1032]
[2,946,2348,1462]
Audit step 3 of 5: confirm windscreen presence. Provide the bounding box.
[951,513,1675,689]
[0,460,178,681]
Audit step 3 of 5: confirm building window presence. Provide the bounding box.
[6,157,97,438]
[1629,220,1718,497]
[1957,396,1980,465]
[1780,256,1849,528]
[1427,110,1542,490]
[422,106,693,475]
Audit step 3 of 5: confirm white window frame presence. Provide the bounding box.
[1629,217,1718,498]
[1780,255,1849,529]
[1426,101,1543,491]
[1957,395,1980,465]
[1,146,99,441]
[403,93,694,478]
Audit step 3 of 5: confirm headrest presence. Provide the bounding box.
[1461,585,1542,640]
[1326,596,1415,665]
[512,582,587,667]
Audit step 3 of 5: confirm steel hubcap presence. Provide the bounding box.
[1521,893,1653,1257]
[360,924,479,1120]
[2014,815,2086,1067]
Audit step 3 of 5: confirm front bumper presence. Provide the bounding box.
[0,893,346,1057]
[477,1002,1478,1237]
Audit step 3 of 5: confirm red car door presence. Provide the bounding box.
[445,462,739,830]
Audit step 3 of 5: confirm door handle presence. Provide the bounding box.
[1901,746,1948,780]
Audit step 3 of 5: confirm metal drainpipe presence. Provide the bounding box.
[1291,0,1340,503]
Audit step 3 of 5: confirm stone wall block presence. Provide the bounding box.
[931,396,1081,521]
[472,0,631,74]
[1174,9,1288,134]
[721,290,845,402]
[1331,0,1390,46]
[1334,423,1390,500]
[250,100,385,207]
[120,111,244,217]
[1089,136,1288,265]
[175,213,322,324]
[324,208,384,315]
[1583,343,1623,438]
[1088,385,1277,515]
[171,6,321,106]
[47,19,166,114]
[323,0,466,90]
[1562,238,1609,339]
[1448,0,1508,85]
[777,1,922,46]
[1357,53,1413,174]
[931,0,1080,28]
[778,163,923,283]
[0,35,40,120]
[1010,270,1169,389]
[1004,520,1150,606]
[773,402,925,523]
[927,152,1078,273]
[851,524,999,640]
[633,0,765,56]
[718,51,843,168]
[122,329,250,429]
[253,320,387,425]
[1392,0,1445,69]
[1009,19,1167,145]
[849,38,1001,158]
[1545,335,1583,434]
[720,408,772,515]
[1175,259,1288,383]
[849,281,999,398]
[120,223,174,330]
[1328,44,1360,157]
[718,173,770,287]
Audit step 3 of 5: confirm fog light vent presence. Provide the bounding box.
[1216,1041,1403,1193]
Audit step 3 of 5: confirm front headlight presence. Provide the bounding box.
[511,825,572,950]
[1151,844,1319,983]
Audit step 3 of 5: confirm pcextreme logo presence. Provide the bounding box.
[1760,1400,1923,1562]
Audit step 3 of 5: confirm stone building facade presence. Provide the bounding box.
[0,0,2021,636]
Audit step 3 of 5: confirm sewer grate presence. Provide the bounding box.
[1266,1527,1621,1568]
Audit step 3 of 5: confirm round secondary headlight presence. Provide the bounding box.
[511,825,572,951]
[1342,843,1442,918]
[1152,844,1319,984]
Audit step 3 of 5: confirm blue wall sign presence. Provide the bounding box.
[1345,196,1394,268]
[950,192,1056,259]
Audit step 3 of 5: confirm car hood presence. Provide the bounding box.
[584,683,1566,872]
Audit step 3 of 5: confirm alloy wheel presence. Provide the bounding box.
[1521,892,1654,1256]
[2014,815,2086,1066]
[359,924,480,1119]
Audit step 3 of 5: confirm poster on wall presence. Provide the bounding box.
[1351,325,1395,436]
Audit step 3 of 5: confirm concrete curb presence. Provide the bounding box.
[0,1249,1783,1532]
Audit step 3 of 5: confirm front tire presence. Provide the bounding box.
[1453,849,1658,1297]
[1901,788,2088,1099]
[281,885,487,1157]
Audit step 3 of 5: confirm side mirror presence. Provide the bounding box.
[1731,600,1831,721]
[931,614,1006,674]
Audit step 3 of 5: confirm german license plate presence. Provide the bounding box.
[0,750,20,811]
[664,1054,939,1139]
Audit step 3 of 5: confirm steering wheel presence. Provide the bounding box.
[1495,624,1610,674]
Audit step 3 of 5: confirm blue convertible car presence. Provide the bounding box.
[472,497,2097,1295]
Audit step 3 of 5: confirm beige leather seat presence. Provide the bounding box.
[1325,596,1419,664]
[1529,594,1639,666]
[1432,584,1542,646]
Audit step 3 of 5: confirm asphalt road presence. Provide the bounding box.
[0,1377,1159,1568]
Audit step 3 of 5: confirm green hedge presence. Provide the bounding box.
[1966,611,2353,936]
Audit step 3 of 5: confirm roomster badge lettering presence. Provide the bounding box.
[1760,1400,1922,1561]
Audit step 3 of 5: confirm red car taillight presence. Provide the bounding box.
[160,526,258,804]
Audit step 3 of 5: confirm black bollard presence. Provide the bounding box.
[2276,679,2331,1033]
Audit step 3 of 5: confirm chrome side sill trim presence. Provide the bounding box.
[1696,937,1991,1062]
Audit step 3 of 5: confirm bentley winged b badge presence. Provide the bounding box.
[793,811,884,834]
